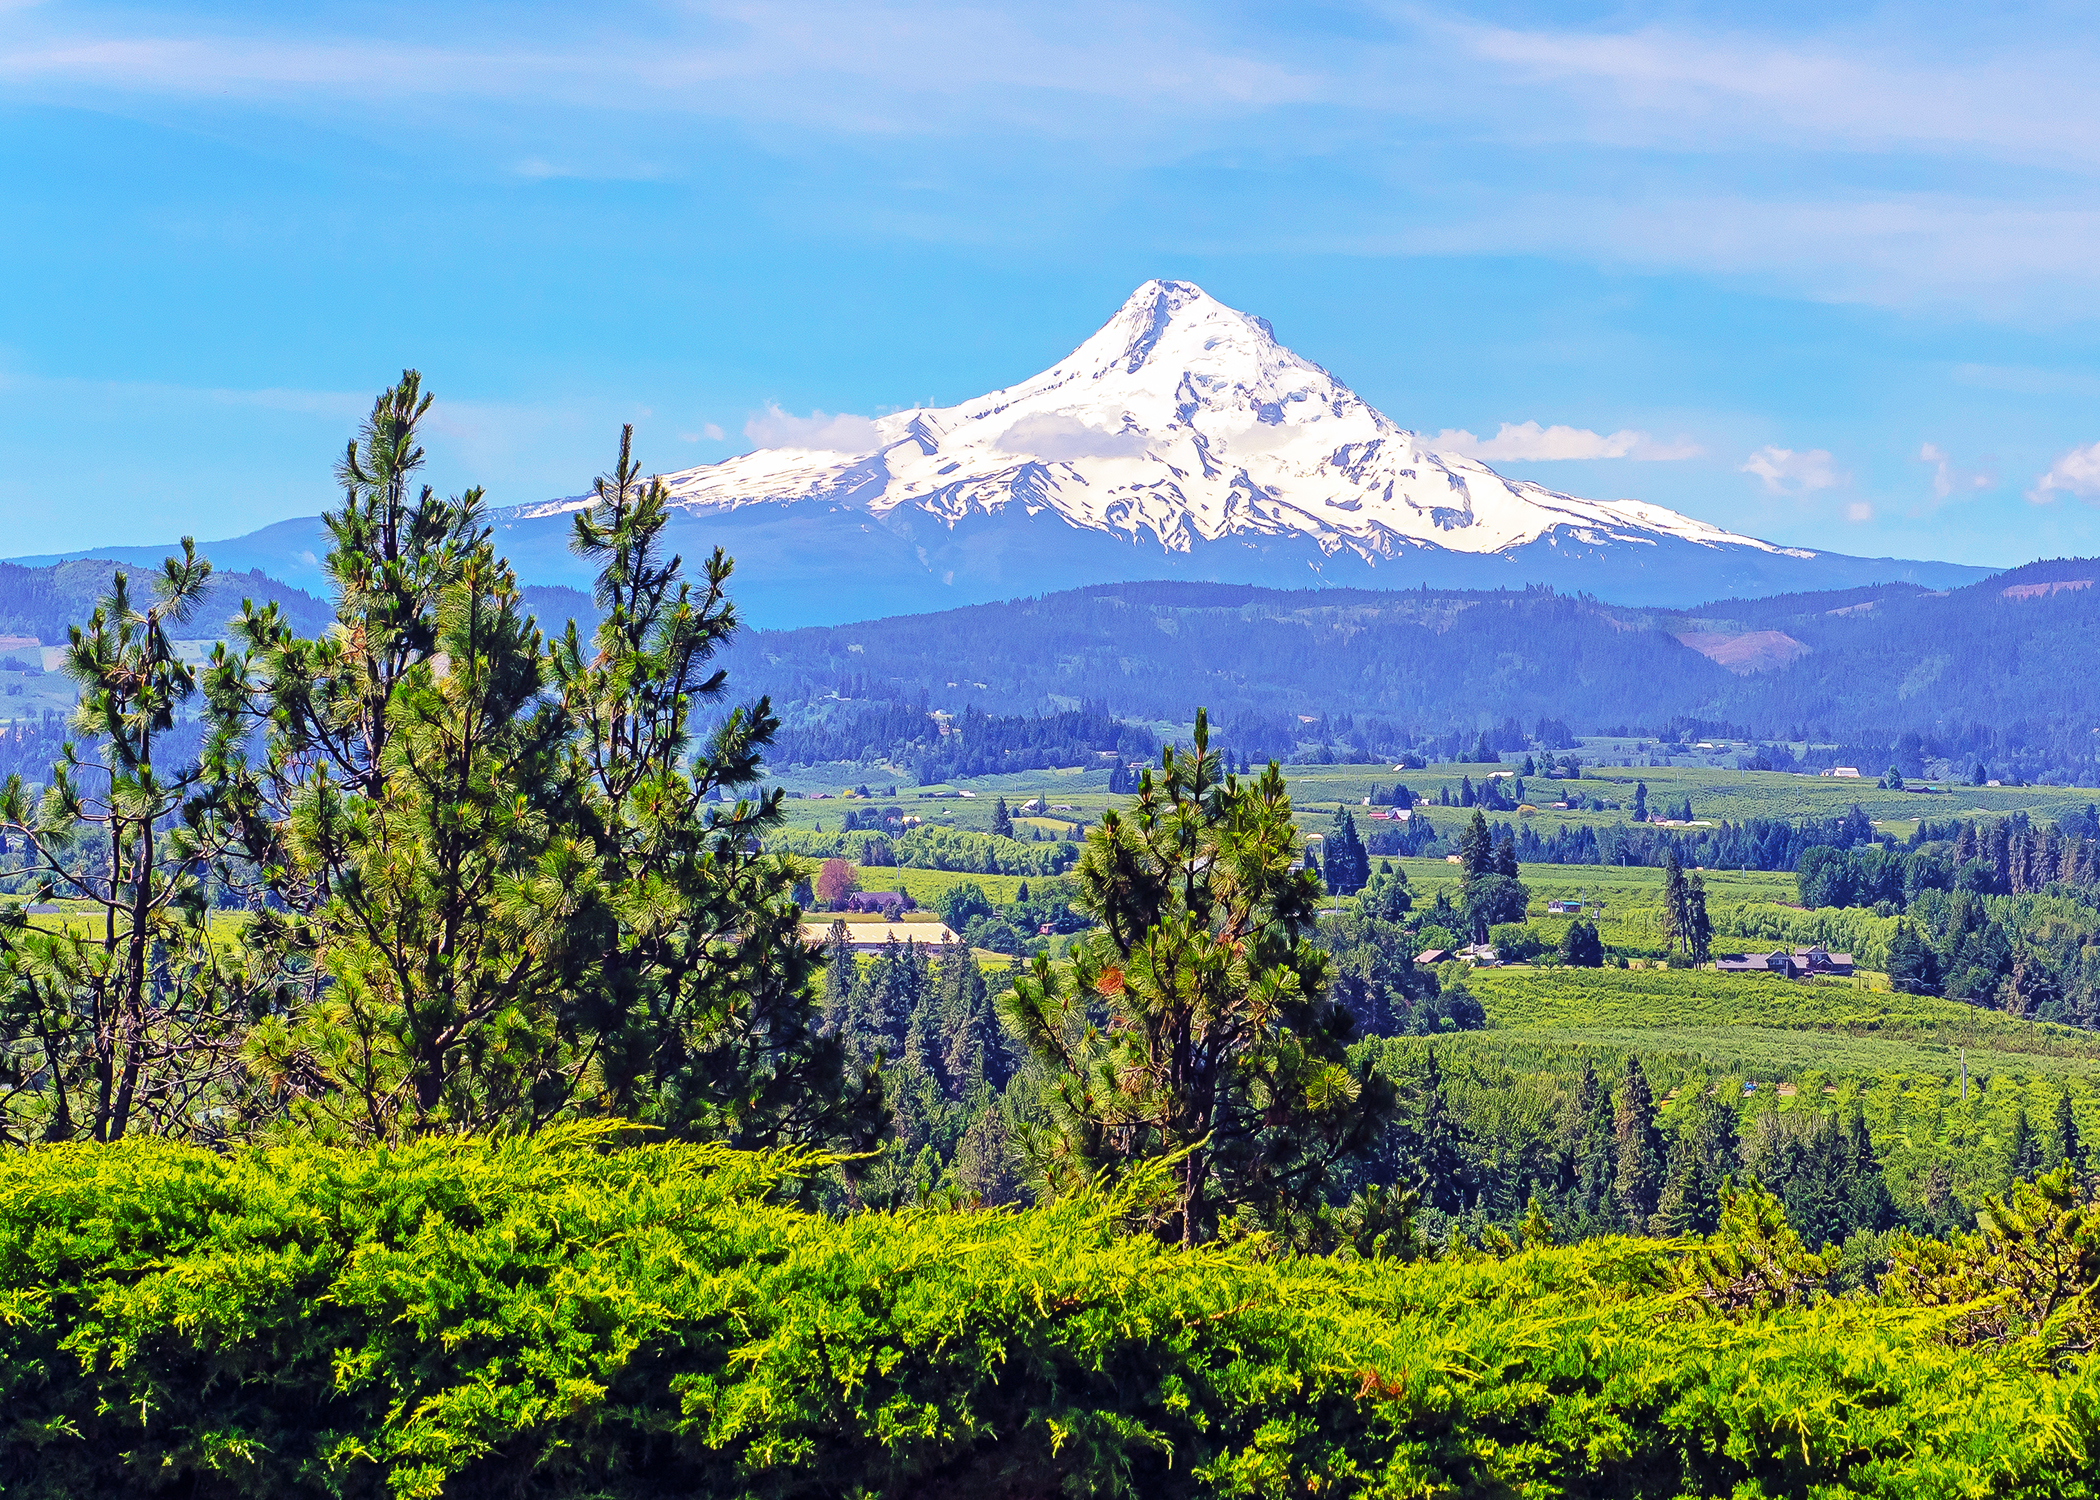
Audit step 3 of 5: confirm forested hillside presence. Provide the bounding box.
[0,557,335,642]
[723,561,2100,784]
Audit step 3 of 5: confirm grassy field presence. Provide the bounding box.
[764,755,2100,847]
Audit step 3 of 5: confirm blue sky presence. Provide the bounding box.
[4,0,2100,568]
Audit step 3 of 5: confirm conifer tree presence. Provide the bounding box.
[2056,1087,2087,1182]
[215,384,875,1147]
[1842,1102,1897,1234]
[1323,807,1369,895]
[1613,1057,1667,1231]
[1004,710,1393,1246]
[1685,872,1713,963]
[2009,1106,2045,1184]
[226,422,591,1135]
[1569,1058,1621,1231]
[1655,1092,1740,1236]
[0,547,268,1142]
[1389,1047,1474,1214]
[990,796,1014,840]
[551,425,878,1148]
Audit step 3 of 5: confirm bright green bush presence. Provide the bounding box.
[5,1130,2100,1499]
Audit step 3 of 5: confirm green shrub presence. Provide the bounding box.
[5,1131,2100,1498]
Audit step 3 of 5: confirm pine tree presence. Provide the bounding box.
[2009,1106,2045,1184]
[1323,807,1369,895]
[1633,781,1648,821]
[2055,1087,2087,1182]
[1684,872,1713,963]
[1457,810,1493,878]
[1392,1047,1474,1215]
[1886,922,1941,996]
[1492,831,1519,879]
[217,386,877,1147]
[223,378,581,1138]
[0,544,267,1143]
[1570,1058,1622,1231]
[1613,1057,1667,1231]
[1005,711,1395,1246]
[1661,849,1690,956]
[552,425,880,1148]
[1655,1093,1739,1236]
[991,796,1014,839]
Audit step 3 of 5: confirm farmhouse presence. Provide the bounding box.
[1544,899,1585,915]
[1713,946,1855,979]
[1414,948,1451,966]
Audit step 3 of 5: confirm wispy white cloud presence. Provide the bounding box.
[744,404,882,453]
[2028,443,2100,504]
[8,5,2100,318]
[678,423,726,443]
[1846,501,1874,522]
[993,412,1148,460]
[1432,421,1702,462]
[1435,16,2100,168]
[1741,446,1840,496]
[1918,442,1994,501]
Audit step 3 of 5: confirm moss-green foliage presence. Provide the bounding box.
[6,1130,2100,1499]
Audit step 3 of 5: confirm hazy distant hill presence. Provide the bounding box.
[720,559,2100,785]
[0,558,335,645]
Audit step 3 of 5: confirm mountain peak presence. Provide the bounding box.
[1071,279,1287,384]
[1092,279,1273,374]
[516,281,1798,572]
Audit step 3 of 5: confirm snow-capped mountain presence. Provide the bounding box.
[14,282,1988,626]
[513,279,1797,572]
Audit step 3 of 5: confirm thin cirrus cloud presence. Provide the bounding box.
[2027,443,2100,505]
[1918,443,1994,502]
[744,405,882,453]
[1431,422,1703,463]
[1740,446,1840,496]
[6,5,2100,318]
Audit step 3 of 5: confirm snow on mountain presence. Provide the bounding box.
[512,279,1805,567]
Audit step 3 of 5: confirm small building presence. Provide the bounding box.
[1716,949,1799,977]
[1414,948,1451,966]
[1823,766,1862,778]
[1545,899,1584,915]
[1793,946,1854,977]
[1714,946,1854,979]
